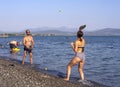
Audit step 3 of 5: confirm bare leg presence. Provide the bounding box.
[78,61,85,80]
[22,51,27,65]
[29,52,33,64]
[64,63,72,81]
[64,57,80,81]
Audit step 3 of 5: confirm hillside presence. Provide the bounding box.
[32,30,74,36]
[1,27,120,36]
[30,28,120,36]
[84,28,120,36]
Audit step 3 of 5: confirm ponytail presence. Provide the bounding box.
[77,25,86,41]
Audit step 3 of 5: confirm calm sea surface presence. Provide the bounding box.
[0,36,120,87]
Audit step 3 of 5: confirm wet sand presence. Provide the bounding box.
[0,58,109,87]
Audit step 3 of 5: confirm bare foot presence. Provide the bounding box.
[64,78,69,81]
[22,62,24,65]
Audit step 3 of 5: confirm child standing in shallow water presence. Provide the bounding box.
[64,25,86,81]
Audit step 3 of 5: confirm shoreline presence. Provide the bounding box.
[0,58,109,87]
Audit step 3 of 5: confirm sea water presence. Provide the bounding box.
[0,36,120,87]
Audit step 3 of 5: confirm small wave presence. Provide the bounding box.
[78,80,94,86]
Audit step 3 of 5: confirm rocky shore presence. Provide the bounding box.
[0,58,109,87]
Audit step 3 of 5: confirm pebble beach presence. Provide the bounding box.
[0,58,109,87]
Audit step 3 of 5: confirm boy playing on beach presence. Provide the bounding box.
[9,40,19,53]
[22,29,34,65]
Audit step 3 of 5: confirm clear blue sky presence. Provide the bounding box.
[0,0,120,32]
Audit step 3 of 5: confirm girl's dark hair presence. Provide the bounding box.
[79,25,86,31]
[77,30,83,41]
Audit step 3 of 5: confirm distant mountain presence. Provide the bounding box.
[18,27,76,35]
[25,27,75,36]
[29,27,120,36]
[25,28,120,36]
[1,27,120,36]
[84,28,120,36]
[30,26,76,32]
[32,30,75,36]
